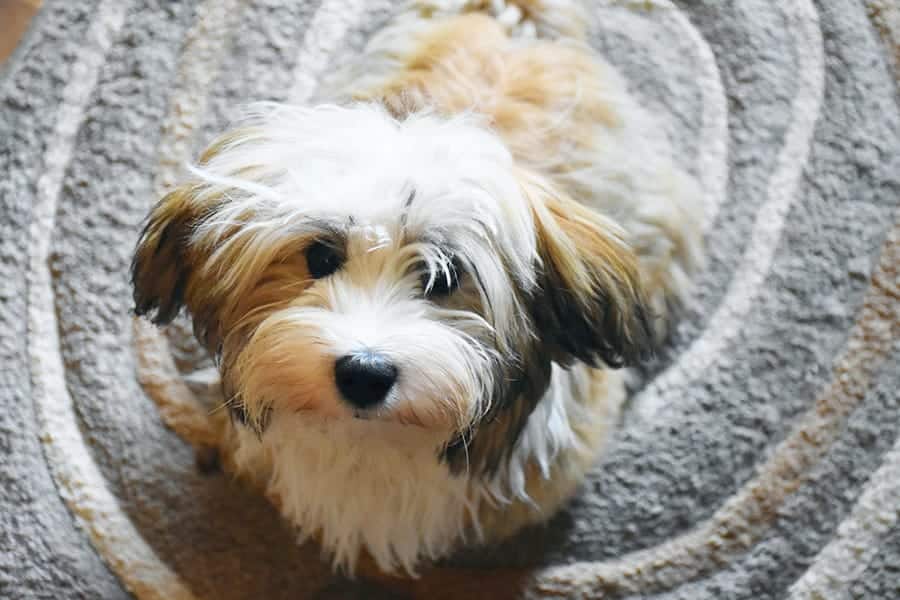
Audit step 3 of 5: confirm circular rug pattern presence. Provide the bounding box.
[1,1,898,598]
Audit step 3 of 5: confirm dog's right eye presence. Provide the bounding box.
[421,256,462,299]
[305,241,344,279]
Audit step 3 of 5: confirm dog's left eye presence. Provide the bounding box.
[305,240,344,279]
[422,258,461,298]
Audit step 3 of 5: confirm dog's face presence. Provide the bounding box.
[132,104,653,473]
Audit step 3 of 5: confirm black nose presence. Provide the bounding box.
[334,352,398,409]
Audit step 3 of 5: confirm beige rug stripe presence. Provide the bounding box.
[58,0,240,596]
[866,0,900,68]
[636,0,826,418]
[524,221,899,598]
[787,10,900,596]
[605,0,729,229]
[788,428,900,598]
[133,0,244,452]
[288,0,372,102]
[25,2,197,599]
[663,1,730,230]
[152,0,244,196]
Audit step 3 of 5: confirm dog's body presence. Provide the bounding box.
[132,0,702,575]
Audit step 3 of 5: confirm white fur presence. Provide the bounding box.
[173,0,701,577]
[233,417,477,575]
[192,103,538,312]
[231,368,608,575]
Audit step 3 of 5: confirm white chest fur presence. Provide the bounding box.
[233,415,483,574]
[230,365,594,575]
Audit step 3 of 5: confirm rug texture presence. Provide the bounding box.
[1,1,898,598]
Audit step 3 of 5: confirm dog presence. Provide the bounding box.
[131,0,703,576]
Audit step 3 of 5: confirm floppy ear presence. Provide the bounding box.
[519,170,655,368]
[132,127,269,347]
[131,183,220,344]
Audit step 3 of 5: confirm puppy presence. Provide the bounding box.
[132,0,703,576]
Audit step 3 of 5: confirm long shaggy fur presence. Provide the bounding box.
[132,0,703,576]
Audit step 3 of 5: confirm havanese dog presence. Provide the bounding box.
[132,0,703,576]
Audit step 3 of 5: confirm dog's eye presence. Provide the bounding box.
[422,258,461,298]
[305,241,343,279]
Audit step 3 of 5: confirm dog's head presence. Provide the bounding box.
[132,103,653,473]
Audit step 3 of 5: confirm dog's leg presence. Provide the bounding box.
[621,168,705,341]
[133,319,232,472]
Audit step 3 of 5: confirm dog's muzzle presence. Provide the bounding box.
[334,351,398,409]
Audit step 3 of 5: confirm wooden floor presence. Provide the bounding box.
[1,0,42,64]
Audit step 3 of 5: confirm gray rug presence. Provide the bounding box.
[1,1,898,598]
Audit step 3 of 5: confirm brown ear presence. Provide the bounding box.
[520,170,655,368]
[132,128,267,347]
[131,184,211,332]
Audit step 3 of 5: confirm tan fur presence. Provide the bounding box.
[133,0,702,575]
[359,15,619,178]
[133,175,326,428]
[522,169,648,336]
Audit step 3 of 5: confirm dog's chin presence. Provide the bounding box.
[353,404,465,434]
[262,402,465,453]
[281,396,468,435]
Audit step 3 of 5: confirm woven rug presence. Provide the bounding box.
[1,1,898,598]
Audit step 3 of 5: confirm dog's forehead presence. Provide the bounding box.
[278,113,516,235]
[322,176,483,232]
[199,106,529,252]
